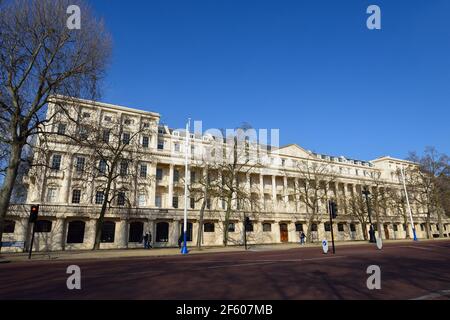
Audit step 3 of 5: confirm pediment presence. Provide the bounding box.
[277,144,312,159]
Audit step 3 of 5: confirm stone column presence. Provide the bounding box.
[149,161,157,207]
[116,220,128,249]
[272,175,276,211]
[283,176,288,210]
[168,164,174,208]
[55,217,66,251]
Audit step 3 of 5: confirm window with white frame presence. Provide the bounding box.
[138,193,146,206]
[46,188,58,203]
[75,156,85,173]
[51,154,62,170]
[140,164,147,178]
[155,195,162,207]
[72,189,81,204]
[95,191,104,205]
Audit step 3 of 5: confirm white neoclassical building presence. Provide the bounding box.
[2,96,449,252]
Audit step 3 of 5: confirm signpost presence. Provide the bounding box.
[322,239,329,254]
[28,205,39,259]
[327,200,338,254]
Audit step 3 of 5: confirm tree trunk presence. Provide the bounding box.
[197,199,206,250]
[426,211,431,239]
[223,196,232,246]
[93,173,114,250]
[0,143,23,251]
[361,222,368,240]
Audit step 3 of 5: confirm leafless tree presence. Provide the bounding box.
[290,160,337,243]
[346,187,369,240]
[406,147,450,238]
[63,112,154,250]
[0,0,111,249]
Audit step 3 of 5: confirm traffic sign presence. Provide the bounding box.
[322,239,329,254]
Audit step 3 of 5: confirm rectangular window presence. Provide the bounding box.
[117,192,126,206]
[206,198,211,209]
[120,161,128,176]
[104,116,112,122]
[98,159,107,174]
[156,168,163,180]
[173,170,179,182]
[228,223,235,232]
[78,125,88,140]
[82,112,91,118]
[57,123,66,135]
[155,195,162,208]
[295,223,303,232]
[51,155,61,170]
[393,224,398,232]
[338,223,344,232]
[71,189,81,204]
[350,223,356,232]
[95,191,104,205]
[35,220,52,233]
[174,143,180,152]
[324,222,331,232]
[190,197,195,209]
[122,132,130,145]
[142,136,149,148]
[190,171,196,183]
[3,220,15,233]
[222,199,226,210]
[204,223,215,233]
[140,164,147,178]
[157,140,164,150]
[245,222,254,232]
[46,188,57,203]
[263,223,272,232]
[102,129,110,143]
[138,193,146,206]
[172,196,179,208]
[75,157,85,173]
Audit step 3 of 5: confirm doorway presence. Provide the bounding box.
[280,223,288,243]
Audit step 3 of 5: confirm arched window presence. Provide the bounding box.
[3,220,15,233]
[204,222,215,233]
[101,221,116,243]
[156,222,169,242]
[263,223,272,232]
[35,220,52,233]
[129,221,144,243]
[66,221,86,244]
[180,222,193,241]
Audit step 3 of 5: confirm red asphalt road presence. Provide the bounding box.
[0,240,449,300]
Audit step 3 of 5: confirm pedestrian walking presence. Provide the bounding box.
[143,233,149,249]
[300,231,306,245]
[178,233,183,248]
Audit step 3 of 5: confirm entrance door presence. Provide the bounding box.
[384,224,390,240]
[280,223,288,243]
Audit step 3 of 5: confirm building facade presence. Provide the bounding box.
[2,96,449,252]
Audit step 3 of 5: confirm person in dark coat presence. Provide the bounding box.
[178,234,183,248]
[300,231,306,245]
[143,233,149,249]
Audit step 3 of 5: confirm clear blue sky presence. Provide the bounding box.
[90,0,450,161]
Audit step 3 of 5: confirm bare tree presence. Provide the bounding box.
[346,187,369,240]
[0,0,111,249]
[406,147,450,238]
[63,111,154,250]
[291,160,337,243]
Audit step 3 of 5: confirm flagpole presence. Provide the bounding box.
[181,119,190,254]
[401,164,418,241]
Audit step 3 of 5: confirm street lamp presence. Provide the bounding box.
[362,186,376,243]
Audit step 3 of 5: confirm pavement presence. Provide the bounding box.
[0,239,449,300]
[0,239,434,262]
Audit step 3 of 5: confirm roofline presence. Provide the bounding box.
[49,95,161,118]
[370,156,416,165]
